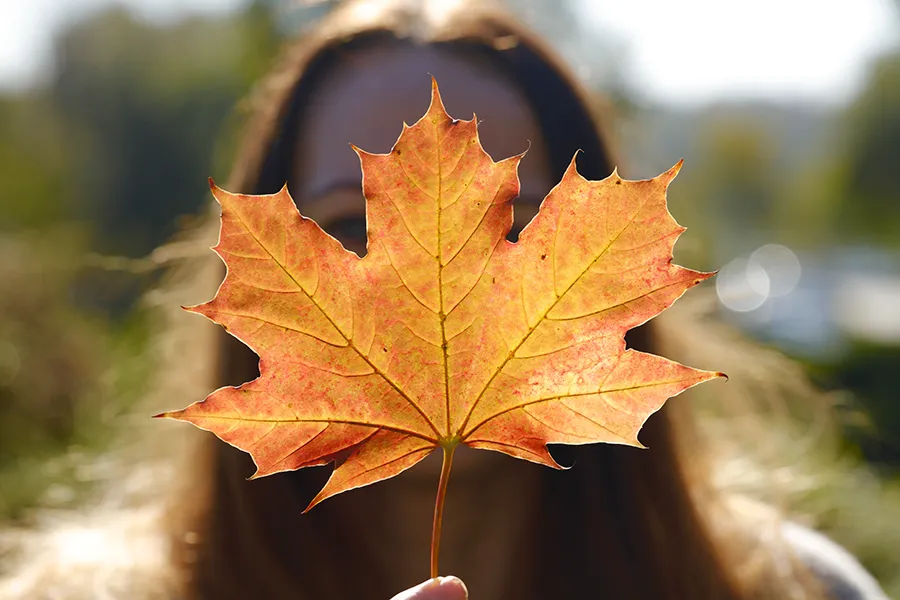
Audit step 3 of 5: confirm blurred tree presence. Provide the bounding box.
[673,118,780,263]
[0,2,282,519]
[774,152,843,248]
[784,47,900,468]
[809,340,900,468]
[833,53,900,245]
[0,96,70,229]
[0,232,121,519]
[51,1,280,257]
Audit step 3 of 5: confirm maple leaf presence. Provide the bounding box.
[157,79,723,576]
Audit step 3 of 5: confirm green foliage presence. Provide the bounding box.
[769,51,900,248]
[682,119,780,260]
[0,1,281,520]
[50,5,280,257]
[0,233,153,520]
[808,341,900,467]
[837,54,900,244]
[0,2,281,256]
[0,97,70,229]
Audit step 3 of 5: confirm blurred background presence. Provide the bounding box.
[0,0,898,594]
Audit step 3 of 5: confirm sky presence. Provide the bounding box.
[0,0,246,91]
[579,0,900,105]
[1,0,898,105]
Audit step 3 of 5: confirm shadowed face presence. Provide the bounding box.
[291,43,554,254]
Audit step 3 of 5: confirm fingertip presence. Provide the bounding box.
[435,576,468,599]
[390,576,468,600]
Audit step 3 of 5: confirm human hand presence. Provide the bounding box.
[389,576,468,600]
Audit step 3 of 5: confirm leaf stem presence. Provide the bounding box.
[430,443,456,579]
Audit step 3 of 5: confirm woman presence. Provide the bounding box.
[162,1,888,599]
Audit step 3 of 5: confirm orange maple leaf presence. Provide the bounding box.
[157,79,722,576]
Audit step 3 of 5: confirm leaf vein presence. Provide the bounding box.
[193,414,437,444]
[227,209,442,438]
[457,188,656,435]
[545,280,689,323]
[462,376,699,439]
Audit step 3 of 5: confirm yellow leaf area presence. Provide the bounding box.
[158,80,722,510]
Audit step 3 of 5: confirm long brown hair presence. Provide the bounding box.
[169,2,823,598]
